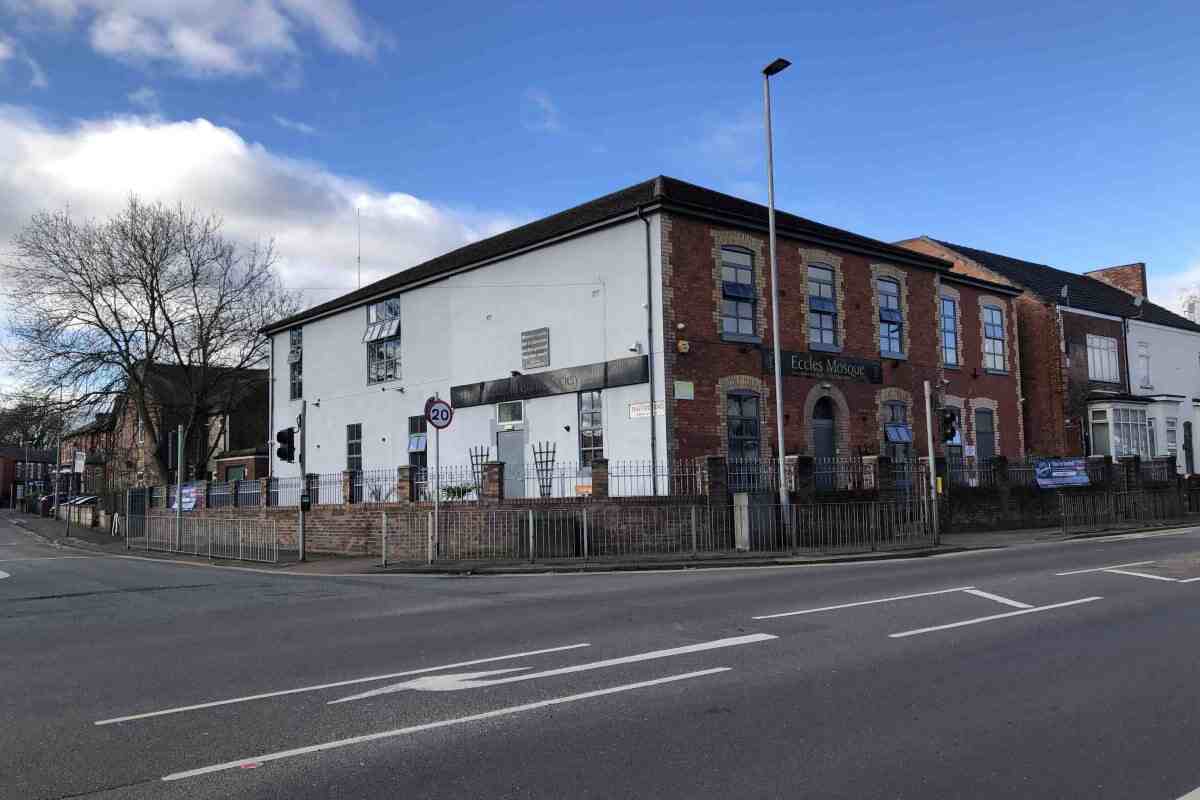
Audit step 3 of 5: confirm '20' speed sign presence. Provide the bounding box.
[424,397,453,429]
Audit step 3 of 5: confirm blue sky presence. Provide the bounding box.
[2,0,1199,305]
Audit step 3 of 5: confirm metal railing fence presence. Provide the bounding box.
[1059,489,1185,536]
[125,515,279,563]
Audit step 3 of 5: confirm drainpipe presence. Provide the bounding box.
[637,205,659,496]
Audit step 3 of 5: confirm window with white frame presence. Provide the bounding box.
[940,297,958,366]
[982,305,1006,371]
[1110,407,1150,457]
[877,278,903,357]
[364,295,401,384]
[1148,417,1158,456]
[578,390,604,466]
[1166,417,1178,455]
[808,265,837,348]
[1137,342,1151,388]
[719,247,756,338]
[346,423,362,471]
[1087,334,1120,383]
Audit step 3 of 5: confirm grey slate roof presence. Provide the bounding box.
[933,240,1200,333]
[265,176,953,333]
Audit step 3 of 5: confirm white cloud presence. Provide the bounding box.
[689,111,761,173]
[127,85,158,111]
[7,0,376,78]
[0,35,13,61]
[0,106,524,309]
[273,113,315,135]
[521,88,563,133]
[1149,263,1200,312]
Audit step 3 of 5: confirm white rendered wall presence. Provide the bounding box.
[270,215,668,483]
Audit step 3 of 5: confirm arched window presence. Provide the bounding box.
[726,392,760,460]
[720,247,755,338]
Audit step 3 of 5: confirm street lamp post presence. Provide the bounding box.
[763,57,791,510]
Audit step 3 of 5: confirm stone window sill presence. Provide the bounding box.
[881,351,907,361]
[721,333,762,345]
[809,342,842,354]
[984,368,1009,376]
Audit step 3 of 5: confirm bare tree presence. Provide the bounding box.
[2,198,298,482]
[0,393,65,449]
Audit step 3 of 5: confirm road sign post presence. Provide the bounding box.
[425,396,453,561]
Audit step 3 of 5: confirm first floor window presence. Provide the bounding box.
[983,306,1006,371]
[289,328,303,400]
[346,423,362,471]
[940,297,958,366]
[808,265,837,347]
[877,278,903,356]
[720,247,756,337]
[578,390,604,466]
[1138,342,1151,387]
[367,336,401,384]
[727,393,760,460]
[407,415,428,472]
[1086,334,1120,383]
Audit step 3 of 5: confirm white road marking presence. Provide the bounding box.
[752,587,976,620]
[1056,561,1157,576]
[94,642,591,726]
[330,633,776,703]
[0,570,8,580]
[889,597,1102,639]
[961,588,1033,609]
[0,556,95,563]
[1175,784,1200,799]
[1178,577,1200,583]
[163,668,730,781]
[1104,568,1180,583]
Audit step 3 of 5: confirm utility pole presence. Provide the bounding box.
[923,380,940,544]
[298,399,307,562]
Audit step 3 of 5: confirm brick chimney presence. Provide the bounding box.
[1084,262,1148,299]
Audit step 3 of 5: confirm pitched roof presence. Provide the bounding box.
[933,240,1200,333]
[265,175,952,333]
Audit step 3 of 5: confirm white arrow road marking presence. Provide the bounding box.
[1056,561,1157,576]
[329,633,777,704]
[0,570,9,580]
[95,642,591,726]
[889,597,1102,638]
[1104,568,1180,583]
[164,668,731,782]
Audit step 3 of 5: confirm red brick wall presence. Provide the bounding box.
[1084,263,1147,298]
[1013,295,1069,455]
[1060,310,1128,454]
[662,215,1024,461]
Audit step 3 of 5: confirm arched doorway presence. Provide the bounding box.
[813,397,836,490]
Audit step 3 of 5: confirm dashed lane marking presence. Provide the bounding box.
[961,588,1033,609]
[752,587,976,620]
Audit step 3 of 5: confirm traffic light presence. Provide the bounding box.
[276,427,296,463]
[941,410,959,443]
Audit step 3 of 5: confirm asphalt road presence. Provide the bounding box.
[5,511,1200,799]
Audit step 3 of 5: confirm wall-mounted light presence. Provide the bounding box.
[628,342,643,354]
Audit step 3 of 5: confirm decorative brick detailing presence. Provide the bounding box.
[869,262,911,358]
[978,295,1013,373]
[716,375,770,457]
[875,387,915,453]
[710,228,768,341]
[798,248,847,350]
[801,383,851,456]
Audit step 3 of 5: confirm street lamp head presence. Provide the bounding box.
[763,58,791,77]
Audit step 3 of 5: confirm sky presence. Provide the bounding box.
[1,0,1199,316]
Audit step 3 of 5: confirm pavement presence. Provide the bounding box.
[6,510,1200,798]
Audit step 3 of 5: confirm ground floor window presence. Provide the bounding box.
[578,390,604,466]
[1092,406,1150,458]
[407,415,427,472]
[347,423,363,471]
[224,465,246,482]
[727,393,760,460]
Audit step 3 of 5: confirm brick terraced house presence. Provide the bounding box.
[897,239,1200,470]
[267,177,1026,492]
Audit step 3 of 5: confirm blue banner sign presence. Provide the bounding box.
[1035,458,1090,489]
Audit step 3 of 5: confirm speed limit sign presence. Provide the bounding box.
[425,396,453,429]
